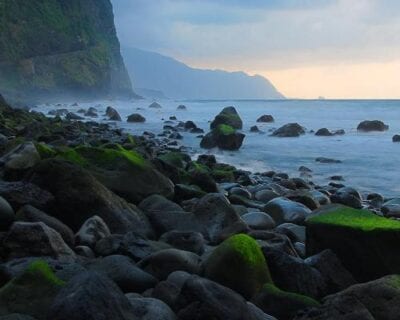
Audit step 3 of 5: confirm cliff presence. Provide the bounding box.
[0,0,137,101]
[122,47,284,100]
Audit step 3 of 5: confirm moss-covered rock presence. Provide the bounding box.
[306,205,400,281]
[210,106,243,130]
[253,283,320,319]
[200,124,245,150]
[48,145,174,203]
[0,0,135,101]
[0,260,64,319]
[203,234,272,299]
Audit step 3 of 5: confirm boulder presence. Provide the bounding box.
[331,187,362,209]
[48,271,137,320]
[253,284,320,320]
[138,248,202,280]
[87,255,157,293]
[59,146,175,204]
[242,212,276,230]
[315,157,341,164]
[3,222,76,262]
[0,142,40,178]
[75,215,110,248]
[306,205,400,282]
[0,196,15,231]
[84,107,98,117]
[257,115,274,123]
[177,105,187,110]
[149,102,162,109]
[176,275,269,320]
[357,120,388,132]
[200,124,245,150]
[125,295,177,320]
[272,123,305,137]
[203,234,272,299]
[28,159,154,236]
[382,198,400,218]
[192,193,244,243]
[105,106,122,121]
[0,260,64,320]
[250,125,260,132]
[210,106,243,130]
[127,113,146,123]
[295,275,400,320]
[263,197,312,226]
[159,231,205,255]
[315,128,333,136]
[393,134,400,142]
[65,112,83,121]
[16,205,74,246]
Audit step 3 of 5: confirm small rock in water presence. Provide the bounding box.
[257,115,275,123]
[315,157,342,164]
[127,113,146,123]
[393,134,400,142]
[149,102,162,109]
[177,105,187,110]
[357,120,389,132]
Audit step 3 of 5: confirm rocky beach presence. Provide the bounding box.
[0,96,399,320]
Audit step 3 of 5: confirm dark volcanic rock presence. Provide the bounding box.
[393,134,400,142]
[357,120,389,132]
[315,128,333,136]
[48,271,137,320]
[210,106,243,130]
[27,159,154,236]
[105,106,122,121]
[200,125,245,151]
[257,115,274,123]
[272,123,305,137]
[127,113,146,123]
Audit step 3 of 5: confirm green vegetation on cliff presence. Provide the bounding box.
[0,0,134,100]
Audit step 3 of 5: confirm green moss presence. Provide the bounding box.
[308,207,400,232]
[215,124,236,135]
[56,147,88,166]
[158,152,190,169]
[22,260,65,287]
[35,142,57,159]
[189,161,210,173]
[212,169,235,182]
[261,283,320,307]
[388,275,400,289]
[204,234,272,298]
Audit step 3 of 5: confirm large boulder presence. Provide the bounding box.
[0,142,40,178]
[127,113,146,123]
[331,187,362,209]
[263,197,312,226]
[48,271,137,320]
[126,295,177,320]
[0,260,64,320]
[200,124,245,150]
[0,196,15,231]
[210,106,243,130]
[27,159,154,236]
[203,234,272,299]
[71,146,174,203]
[16,205,74,246]
[87,255,157,293]
[192,193,245,243]
[105,106,122,121]
[357,120,388,132]
[306,205,400,282]
[272,123,305,137]
[257,115,274,123]
[3,222,76,262]
[295,275,400,320]
[176,275,273,320]
[75,215,110,248]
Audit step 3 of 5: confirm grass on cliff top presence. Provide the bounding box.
[308,206,400,232]
[215,124,236,135]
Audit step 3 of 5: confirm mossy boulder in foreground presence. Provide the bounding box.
[253,283,320,320]
[306,205,400,282]
[200,124,245,150]
[46,145,174,203]
[203,234,272,299]
[0,260,64,319]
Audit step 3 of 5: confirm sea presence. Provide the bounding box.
[37,99,400,198]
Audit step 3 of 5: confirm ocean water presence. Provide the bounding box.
[38,99,400,197]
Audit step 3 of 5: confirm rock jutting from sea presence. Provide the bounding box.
[1,96,400,320]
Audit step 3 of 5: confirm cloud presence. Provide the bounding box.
[112,0,400,70]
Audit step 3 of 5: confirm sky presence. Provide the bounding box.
[112,0,400,99]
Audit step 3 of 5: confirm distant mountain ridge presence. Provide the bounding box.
[123,47,284,100]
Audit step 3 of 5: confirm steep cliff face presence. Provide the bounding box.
[0,0,135,101]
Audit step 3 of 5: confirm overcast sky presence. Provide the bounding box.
[112,0,400,98]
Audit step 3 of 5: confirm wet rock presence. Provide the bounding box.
[0,196,15,231]
[393,134,400,142]
[272,123,305,137]
[210,106,243,130]
[159,231,205,255]
[315,157,341,164]
[177,105,187,110]
[126,295,177,320]
[242,212,276,230]
[65,112,83,121]
[257,115,274,123]
[127,113,146,123]
[3,222,76,262]
[149,102,162,109]
[250,125,260,132]
[315,128,333,136]
[331,187,362,209]
[105,106,122,121]
[357,120,388,132]
[263,197,311,225]
[75,215,110,248]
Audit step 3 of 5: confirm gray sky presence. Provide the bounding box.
[112,0,400,98]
